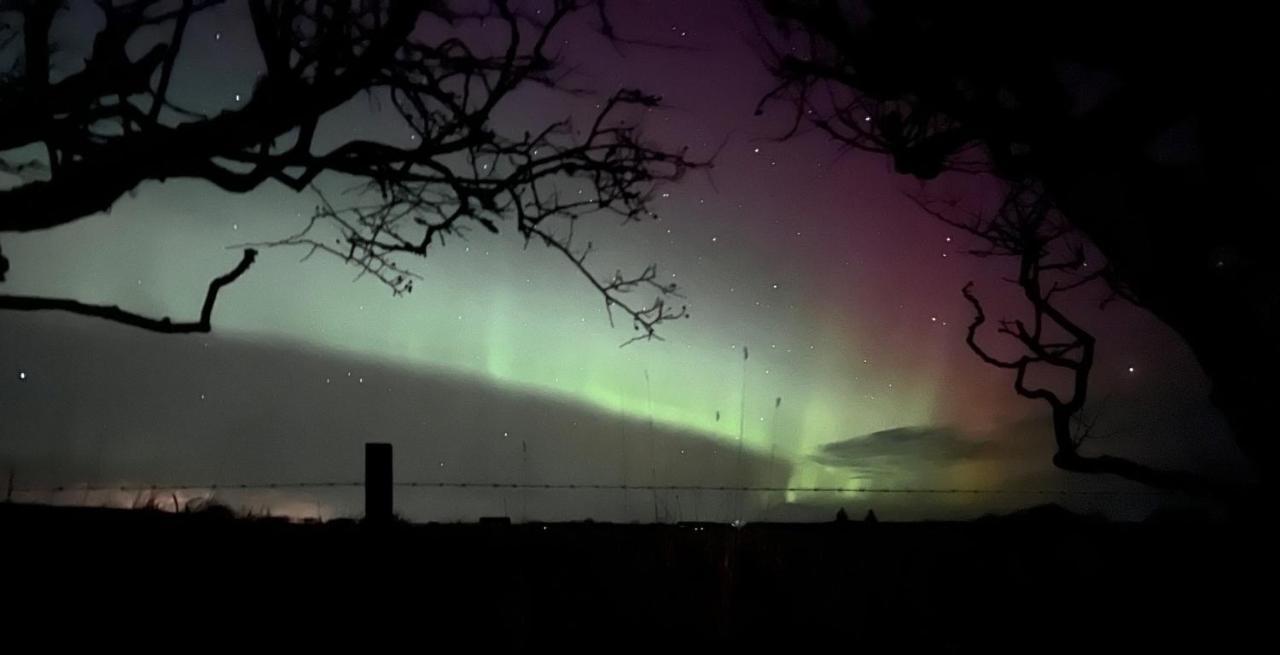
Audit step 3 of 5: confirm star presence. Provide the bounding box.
[18,371,26,380]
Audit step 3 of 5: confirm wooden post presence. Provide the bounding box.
[365,442,393,522]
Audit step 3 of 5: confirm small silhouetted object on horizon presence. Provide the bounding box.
[835,507,849,522]
[865,509,878,523]
[365,443,393,523]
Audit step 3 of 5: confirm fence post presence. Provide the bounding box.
[365,442,393,522]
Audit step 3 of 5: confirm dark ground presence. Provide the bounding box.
[0,502,1271,650]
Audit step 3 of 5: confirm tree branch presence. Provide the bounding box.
[0,249,256,333]
[951,186,1250,501]
[1,0,702,344]
[1053,450,1243,501]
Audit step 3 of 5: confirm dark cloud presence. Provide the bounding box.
[0,315,787,523]
[806,424,1175,520]
[814,425,1011,469]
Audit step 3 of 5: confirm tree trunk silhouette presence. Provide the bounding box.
[934,185,1251,501]
[759,0,1277,493]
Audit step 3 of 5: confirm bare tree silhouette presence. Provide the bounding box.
[0,0,701,341]
[757,0,1277,493]
[920,183,1244,498]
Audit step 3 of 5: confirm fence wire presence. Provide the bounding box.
[8,481,1175,496]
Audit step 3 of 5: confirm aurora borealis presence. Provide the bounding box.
[0,0,1251,521]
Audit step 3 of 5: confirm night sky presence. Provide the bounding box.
[0,0,1250,521]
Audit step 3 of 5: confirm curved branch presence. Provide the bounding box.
[1052,449,1245,502]
[961,281,1026,370]
[953,188,1254,502]
[0,249,257,333]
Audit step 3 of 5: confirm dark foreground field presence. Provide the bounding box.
[0,502,1271,650]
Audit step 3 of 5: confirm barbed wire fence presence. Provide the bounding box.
[4,448,1178,522]
[6,481,1176,496]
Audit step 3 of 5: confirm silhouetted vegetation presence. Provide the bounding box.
[759,0,1277,494]
[912,183,1250,500]
[0,0,700,340]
